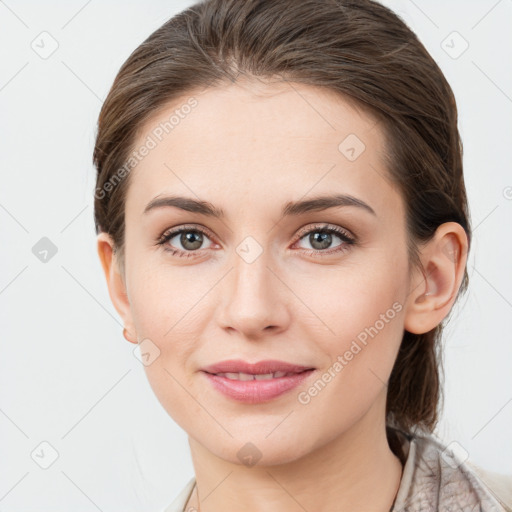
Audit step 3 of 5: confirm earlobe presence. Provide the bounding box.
[403,223,468,335]
[96,232,138,344]
[122,327,138,344]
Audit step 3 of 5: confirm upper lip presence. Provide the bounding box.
[201,359,315,375]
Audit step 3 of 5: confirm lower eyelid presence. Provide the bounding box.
[159,225,355,255]
[294,232,354,253]
[162,229,214,250]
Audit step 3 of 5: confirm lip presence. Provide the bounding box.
[201,359,314,375]
[200,359,316,404]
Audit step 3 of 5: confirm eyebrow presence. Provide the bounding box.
[143,193,376,218]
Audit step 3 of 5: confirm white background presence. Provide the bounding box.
[1,0,511,510]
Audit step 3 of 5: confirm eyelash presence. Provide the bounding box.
[155,223,357,259]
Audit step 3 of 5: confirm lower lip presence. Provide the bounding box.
[201,369,316,404]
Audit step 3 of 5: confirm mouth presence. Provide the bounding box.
[205,370,310,380]
[200,358,315,375]
[200,362,316,404]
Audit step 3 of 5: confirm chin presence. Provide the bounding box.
[208,436,310,468]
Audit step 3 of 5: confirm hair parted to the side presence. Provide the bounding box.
[93,0,472,444]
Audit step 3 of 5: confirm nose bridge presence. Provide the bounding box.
[219,233,288,334]
[231,236,275,305]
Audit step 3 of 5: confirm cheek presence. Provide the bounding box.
[297,291,404,440]
[141,362,208,438]
[305,260,404,339]
[128,265,207,428]
[304,262,405,389]
[127,256,208,339]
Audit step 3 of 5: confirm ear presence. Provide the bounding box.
[404,222,469,335]
[96,232,138,344]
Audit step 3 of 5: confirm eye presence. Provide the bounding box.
[156,223,356,259]
[293,223,356,256]
[156,225,215,258]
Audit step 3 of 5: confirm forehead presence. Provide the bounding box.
[126,79,400,219]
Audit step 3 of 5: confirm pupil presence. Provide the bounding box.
[181,231,203,250]
[311,231,331,250]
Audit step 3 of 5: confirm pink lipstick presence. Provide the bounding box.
[200,359,316,404]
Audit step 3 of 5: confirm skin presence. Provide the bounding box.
[97,77,468,511]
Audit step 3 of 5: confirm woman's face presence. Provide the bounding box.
[111,79,418,464]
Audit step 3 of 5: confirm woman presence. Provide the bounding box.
[93,0,512,510]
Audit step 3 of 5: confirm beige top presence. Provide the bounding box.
[162,428,512,512]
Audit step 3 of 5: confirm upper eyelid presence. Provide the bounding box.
[295,223,353,240]
[160,224,215,242]
[160,223,354,246]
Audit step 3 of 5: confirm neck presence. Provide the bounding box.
[185,391,404,512]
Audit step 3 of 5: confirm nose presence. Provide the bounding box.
[217,246,291,340]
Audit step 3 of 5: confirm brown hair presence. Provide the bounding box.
[93,0,472,442]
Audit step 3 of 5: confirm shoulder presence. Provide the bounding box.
[161,477,196,512]
[466,463,512,512]
[396,428,512,512]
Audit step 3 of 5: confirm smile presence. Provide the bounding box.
[202,369,316,403]
[212,371,295,380]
